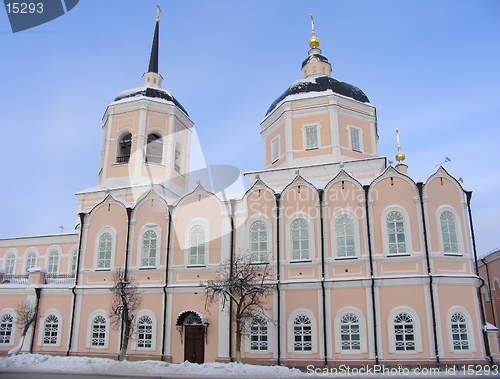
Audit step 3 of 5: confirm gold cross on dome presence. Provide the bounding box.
[59,225,64,233]
[156,4,162,22]
[310,14,315,36]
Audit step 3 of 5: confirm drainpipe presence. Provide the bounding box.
[119,207,133,360]
[67,212,85,356]
[416,183,440,366]
[229,199,235,363]
[481,258,498,328]
[318,189,328,366]
[466,191,493,364]
[363,185,379,365]
[275,193,281,365]
[161,205,173,361]
[30,287,42,353]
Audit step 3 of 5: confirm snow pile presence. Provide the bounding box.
[0,353,304,377]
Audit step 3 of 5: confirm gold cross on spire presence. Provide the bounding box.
[310,14,315,36]
[395,128,406,163]
[59,225,64,233]
[156,4,162,22]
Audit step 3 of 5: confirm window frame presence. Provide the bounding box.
[331,209,360,259]
[86,310,110,349]
[436,206,464,256]
[381,207,413,257]
[38,310,63,347]
[4,250,17,274]
[286,212,316,262]
[245,311,273,354]
[0,309,16,346]
[46,246,62,274]
[93,227,117,271]
[446,306,476,353]
[184,219,210,267]
[334,307,367,354]
[301,123,322,151]
[249,220,269,263]
[137,224,162,269]
[23,248,38,274]
[270,135,280,164]
[115,131,132,164]
[347,125,364,153]
[132,310,157,351]
[145,132,164,165]
[287,309,318,354]
[387,307,423,354]
[68,246,78,274]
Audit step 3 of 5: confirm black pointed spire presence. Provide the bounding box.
[148,20,159,73]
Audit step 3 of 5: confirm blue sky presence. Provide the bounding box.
[1,1,499,256]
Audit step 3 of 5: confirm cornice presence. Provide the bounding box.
[0,233,79,248]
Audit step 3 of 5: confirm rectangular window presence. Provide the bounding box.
[350,127,361,152]
[305,126,318,149]
[271,137,279,163]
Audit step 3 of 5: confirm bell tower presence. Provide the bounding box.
[95,8,193,198]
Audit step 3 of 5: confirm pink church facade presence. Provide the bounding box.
[0,18,497,367]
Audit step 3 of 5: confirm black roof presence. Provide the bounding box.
[114,87,189,116]
[301,54,330,68]
[266,75,369,116]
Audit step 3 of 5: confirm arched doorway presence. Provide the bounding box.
[176,310,209,363]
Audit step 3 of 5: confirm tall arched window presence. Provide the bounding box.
[137,316,153,348]
[451,312,469,350]
[91,315,107,347]
[5,252,16,274]
[43,315,59,345]
[293,315,312,351]
[0,314,14,344]
[291,219,309,260]
[189,226,205,265]
[250,221,268,262]
[174,142,182,173]
[145,133,163,164]
[440,211,459,253]
[98,233,112,269]
[387,211,406,255]
[70,250,77,273]
[394,313,415,351]
[141,230,157,267]
[336,214,355,257]
[25,251,37,273]
[47,249,59,274]
[116,132,132,163]
[340,313,360,351]
[250,317,268,351]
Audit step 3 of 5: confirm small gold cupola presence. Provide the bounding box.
[395,128,408,173]
[302,14,332,79]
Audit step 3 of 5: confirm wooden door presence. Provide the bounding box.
[184,326,204,363]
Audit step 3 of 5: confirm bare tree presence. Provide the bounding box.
[204,251,275,363]
[9,300,38,356]
[109,268,142,361]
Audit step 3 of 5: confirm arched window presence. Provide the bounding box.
[440,211,459,253]
[291,219,309,260]
[43,315,59,345]
[116,132,132,163]
[335,214,355,257]
[293,315,312,351]
[451,312,469,350]
[250,317,268,351]
[145,133,163,164]
[189,226,205,266]
[137,316,153,348]
[0,314,14,344]
[98,233,112,269]
[25,251,37,273]
[91,315,107,347]
[141,230,157,267]
[394,313,415,351]
[5,252,16,274]
[340,313,360,351]
[250,221,268,262]
[47,249,59,274]
[386,211,406,255]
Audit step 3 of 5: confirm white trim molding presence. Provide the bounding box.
[285,211,316,262]
[136,223,162,269]
[301,123,322,150]
[287,308,318,354]
[334,307,368,354]
[380,206,414,256]
[0,308,17,346]
[331,209,361,259]
[347,125,364,153]
[446,306,476,353]
[38,309,63,347]
[132,309,157,351]
[184,218,211,267]
[86,310,110,349]
[93,226,118,270]
[436,205,465,256]
[387,306,423,354]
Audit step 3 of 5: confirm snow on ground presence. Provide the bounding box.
[0,353,303,378]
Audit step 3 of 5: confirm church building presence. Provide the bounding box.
[1,14,497,367]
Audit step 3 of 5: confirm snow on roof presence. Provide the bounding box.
[0,354,304,377]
